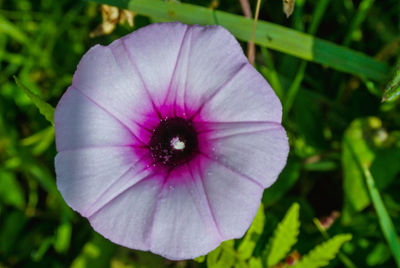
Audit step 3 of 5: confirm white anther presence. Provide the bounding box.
[170,137,185,150]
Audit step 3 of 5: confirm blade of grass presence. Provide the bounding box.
[347,138,400,267]
[284,0,331,117]
[14,76,55,125]
[342,0,375,46]
[260,47,284,99]
[0,14,29,44]
[361,164,400,267]
[90,0,389,81]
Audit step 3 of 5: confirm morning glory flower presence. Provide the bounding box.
[54,22,289,260]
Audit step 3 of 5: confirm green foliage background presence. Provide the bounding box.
[1,0,400,267]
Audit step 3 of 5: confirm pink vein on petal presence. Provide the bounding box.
[206,127,283,141]
[199,152,264,189]
[88,169,156,220]
[120,38,163,119]
[70,87,147,147]
[182,28,195,118]
[196,121,283,135]
[162,25,190,114]
[190,63,248,120]
[147,169,172,249]
[106,45,160,132]
[84,152,149,217]
[186,162,224,240]
[58,144,148,153]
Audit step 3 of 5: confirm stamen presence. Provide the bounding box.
[170,137,185,150]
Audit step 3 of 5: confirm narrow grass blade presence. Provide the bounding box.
[361,164,400,267]
[284,0,330,116]
[14,76,55,125]
[342,0,375,46]
[0,14,29,44]
[90,0,389,81]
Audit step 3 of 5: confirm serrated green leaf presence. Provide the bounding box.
[194,255,206,263]
[293,234,352,268]
[207,240,236,268]
[266,203,300,267]
[237,203,265,260]
[248,257,263,268]
[382,65,400,102]
[14,76,55,125]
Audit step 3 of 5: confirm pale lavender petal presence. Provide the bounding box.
[88,176,164,251]
[149,164,222,260]
[198,154,264,238]
[55,147,148,215]
[199,121,289,188]
[163,25,250,118]
[55,87,137,151]
[197,64,283,123]
[120,22,189,108]
[72,42,156,136]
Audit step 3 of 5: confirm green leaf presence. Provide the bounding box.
[207,240,237,268]
[71,233,116,268]
[370,148,400,189]
[0,211,27,255]
[90,0,388,81]
[194,255,206,263]
[382,65,400,102]
[248,257,263,268]
[266,203,300,267]
[342,118,375,217]
[294,234,352,268]
[0,169,25,209]
[237,203,265,260]
[366,242,391,266]
[54,221,72,253]
[14,76,55,125]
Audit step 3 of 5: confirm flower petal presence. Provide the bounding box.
[54,87,138,151]
[199,121,289,188]
[119,22,189,108]
[55,147,148,215]
[149,164,222,260]
[72,41,156,136]
[163,25,249,118]
[88,176,164,251]
[197,64,283,123]
[198,154,264,239]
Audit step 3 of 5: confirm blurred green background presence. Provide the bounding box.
[1,0,400,267]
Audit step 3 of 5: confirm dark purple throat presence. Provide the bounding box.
[149,117,198,167]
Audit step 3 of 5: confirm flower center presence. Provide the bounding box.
[149,117,198,167]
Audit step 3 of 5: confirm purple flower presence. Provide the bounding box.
[54,22,289,260]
